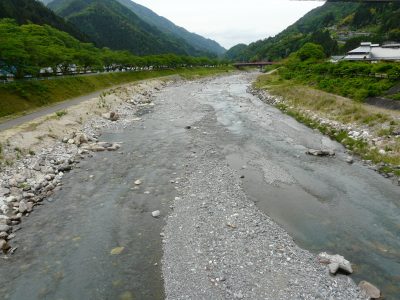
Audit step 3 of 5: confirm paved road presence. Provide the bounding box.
[0,91,105,132]
[0,73,399,299]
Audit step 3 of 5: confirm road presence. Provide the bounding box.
[0,73,399,299]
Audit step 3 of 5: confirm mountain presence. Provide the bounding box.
[45,0,221,57]
[226,1,400,61]
[0,0,88,41]
[114,0,225,55]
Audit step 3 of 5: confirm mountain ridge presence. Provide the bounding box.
[226,1,400,61]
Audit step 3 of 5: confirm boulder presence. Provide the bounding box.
[318,252,353,274]
[306,149,335,157]
[109,112,120,122]
[358,281,381,299]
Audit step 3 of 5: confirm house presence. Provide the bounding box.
[344,42,400,62]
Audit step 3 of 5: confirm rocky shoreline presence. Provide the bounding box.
[250,86,400,186]
[0,79,171,255]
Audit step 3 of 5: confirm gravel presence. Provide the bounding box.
[162,89,366,299]
[163,147,364,299]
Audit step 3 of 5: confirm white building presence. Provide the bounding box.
[344,42,400,62]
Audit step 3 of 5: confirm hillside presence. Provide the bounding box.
[227,1,400,61]
[46,0,216,57]
[115,0,225,56]
[0,0,88,42]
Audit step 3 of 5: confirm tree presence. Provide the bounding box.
[296,43,326,62]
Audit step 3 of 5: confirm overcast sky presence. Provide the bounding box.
[133,0,324,49]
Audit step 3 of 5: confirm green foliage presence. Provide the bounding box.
[0,66,233,118]
[0,0,88,41]
[279,59,400,101]
[0,20,225,79]
[55,110,67,118]
[296,43,326,62]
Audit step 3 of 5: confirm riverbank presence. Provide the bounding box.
[0,66,233,119]
[252,71,400,183]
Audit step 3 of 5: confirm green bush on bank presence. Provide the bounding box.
[279,43,400,101]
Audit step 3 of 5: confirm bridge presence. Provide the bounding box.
[233,61,279,70]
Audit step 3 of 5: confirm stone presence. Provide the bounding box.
[328,262,340,274]
[68,139,75,144]
[185,126,192,129]
[346,156,354,164]
[0,239,10,252]
[378,149,386,155]
[75,133,88,145]
[358,281,381,299]
[18,201,28,213]
[14,174,26,184]
[151,210,161,218]
[0,187,10,197]
[306,149,335,157]
[58,164,72,172]
[134,180,142,185]
[0,232,8,239]
[0,215,10,225]
[26,202,33,213]
[0,224,10,233]
[109,112,120,122]
[318,252,353,274]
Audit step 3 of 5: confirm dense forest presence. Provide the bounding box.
[47,0,216,57]
[0,0,88,42]
[0,19,223,80]
[227,2,400,62]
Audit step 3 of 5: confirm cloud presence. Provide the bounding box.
[133,0,324,48]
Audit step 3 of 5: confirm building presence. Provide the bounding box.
[344,42,400,62]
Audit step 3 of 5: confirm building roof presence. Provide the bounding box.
[344,42,400,61]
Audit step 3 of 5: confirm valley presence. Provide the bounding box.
[1,0,399,299]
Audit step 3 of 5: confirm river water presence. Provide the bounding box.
[0,73,399,299]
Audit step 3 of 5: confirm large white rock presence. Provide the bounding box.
[318,252,353,274]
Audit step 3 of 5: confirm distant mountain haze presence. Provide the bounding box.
[114,0,226,55]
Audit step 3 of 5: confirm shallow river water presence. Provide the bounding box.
[0,73,399,299]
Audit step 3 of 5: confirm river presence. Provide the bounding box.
[0,73,399,299]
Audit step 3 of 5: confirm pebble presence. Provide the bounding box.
[134,180,142,185]
[152,210,161,218]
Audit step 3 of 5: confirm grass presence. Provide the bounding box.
[0,66,234,119]
[254,72,400,175]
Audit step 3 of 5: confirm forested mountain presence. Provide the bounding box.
[0,0,88,42]
[114,0,225,55]
[227,1,400,61]
[45,0,219,57]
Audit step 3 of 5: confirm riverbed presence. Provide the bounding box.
[0,73,398,299]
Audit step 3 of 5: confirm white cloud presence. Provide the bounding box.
[132,0,324,48]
